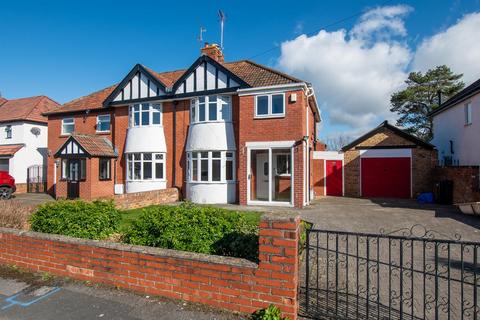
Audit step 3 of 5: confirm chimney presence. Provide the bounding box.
[201,42,224,63]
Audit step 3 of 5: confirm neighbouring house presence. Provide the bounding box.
[430,78,480,166]
[312,121,437,199]
[429,78,480,204]
[45,43,320,208]
[0,96,60,193]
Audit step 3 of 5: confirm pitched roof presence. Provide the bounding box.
[0,98,7,105]
[341,121,435,151]
[429,78,480,117]
[46,60,306,115]
[0,144,24,156]
[56,134,117,157]
[0,96,60,123]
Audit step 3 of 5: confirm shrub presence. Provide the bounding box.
[251,305,290,320]
[122,202,259,261]
[30,200,120,240]
[0,200,35,230]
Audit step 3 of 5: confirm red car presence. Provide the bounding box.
[0,171,16,200]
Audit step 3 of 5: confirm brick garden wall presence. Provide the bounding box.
[0,213,300,319]
[433,166,480,203]
[107,188,180,210]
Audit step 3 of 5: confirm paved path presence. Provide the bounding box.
[10,193,54,206]
[0,268,243,320]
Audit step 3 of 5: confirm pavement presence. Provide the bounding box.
[0,267,244,320]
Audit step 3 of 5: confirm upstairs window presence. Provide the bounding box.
[465,102,472,125]
[191,95,231,123]
[5,125,12,139]
[96,115,111,132]
[61,118,74,135]
[129,103,162,127]
[255,93,285,118]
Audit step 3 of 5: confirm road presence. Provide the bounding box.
[0,267,244,320]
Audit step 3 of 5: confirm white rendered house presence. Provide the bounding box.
[0,96,60,192]
[431,78,480,166]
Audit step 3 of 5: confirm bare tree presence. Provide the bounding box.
[324,135,354,151]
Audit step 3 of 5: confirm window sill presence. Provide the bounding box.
[465,123,472,127]
[99,178,112,181]
[96,131,111,135]
[191,120,232,125]
[60,134,72,137]
[126,179,166,182]
[187,180,237,185]
[128,125,163,129]
[254,114,285,120]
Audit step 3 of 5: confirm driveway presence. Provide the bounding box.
[299,197,480,319]
[301,197,480,241]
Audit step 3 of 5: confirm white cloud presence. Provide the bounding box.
[413,12,480,84]
[278,6,480,136]
[279,5,412,131]
[350,5,413,42]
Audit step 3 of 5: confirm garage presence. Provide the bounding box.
[360,150,411,198]
[341,121,436,199]
[312,151,344,197]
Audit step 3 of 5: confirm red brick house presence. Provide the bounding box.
[45,44,320,208]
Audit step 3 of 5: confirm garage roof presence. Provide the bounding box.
[341,121,435,151]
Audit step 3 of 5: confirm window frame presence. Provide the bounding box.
[5,125,12,139]
[465,102,472,126]
[96,114,111,133]
[126,152,166,181]
[129,103,163,128]
[61,118,75,135]
[187,151,236,183]
[190,95,232,124]
[99,158,111,181]
[254,93,286,118]
[275,153,291,176]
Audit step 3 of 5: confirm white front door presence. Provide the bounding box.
[256,153,269,200]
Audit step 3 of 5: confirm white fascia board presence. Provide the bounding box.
[237,83,307,96]
[245,140,296,148]
[360,148,412,158]
[313,151,344,160]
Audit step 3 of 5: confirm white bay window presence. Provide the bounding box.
[187,151,235,183]
[129,103,162,127]
[127,153,165,181]
[191,95,231,123]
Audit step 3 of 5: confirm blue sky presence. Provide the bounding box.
[1,0,480,140]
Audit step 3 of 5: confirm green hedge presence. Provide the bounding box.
[122,202,259,261]
[30,200,121,240]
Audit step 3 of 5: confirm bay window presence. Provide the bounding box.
[191,95,231,123]
[255,93,285,117]
[126,153,165,181]
[187,151,235,182]
[129,103,162,127]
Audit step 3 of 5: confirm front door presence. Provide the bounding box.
[255,152,269,201]
[67,159,80,199]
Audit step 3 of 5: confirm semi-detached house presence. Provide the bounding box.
[45,44,320,208]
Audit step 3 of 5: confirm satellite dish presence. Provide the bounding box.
[31,127,41,136]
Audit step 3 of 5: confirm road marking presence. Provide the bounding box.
[1,287,61,310]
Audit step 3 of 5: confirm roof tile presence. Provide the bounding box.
[0,96,60,123]
[0,144,24,156]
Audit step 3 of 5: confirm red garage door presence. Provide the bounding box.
[361,157,411,198]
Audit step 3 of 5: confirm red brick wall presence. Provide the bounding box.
[102,188,179,210]
[0,214,300,319]
[433,166,480,203]
[237,90,310,208]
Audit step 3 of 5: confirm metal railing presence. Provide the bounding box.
[301,225,479,319]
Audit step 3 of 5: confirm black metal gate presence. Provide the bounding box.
[302,225,479,319]
[27,165,46,193]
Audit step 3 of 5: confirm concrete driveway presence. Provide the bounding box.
[301,197,480,241]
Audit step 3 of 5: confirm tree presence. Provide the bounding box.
[390,65,464,141]
[324,135,354,151]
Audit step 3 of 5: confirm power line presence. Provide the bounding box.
[248,0,395,60]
